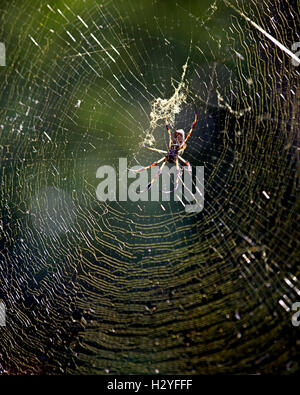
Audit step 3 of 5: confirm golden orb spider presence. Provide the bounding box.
[133,113,197,192]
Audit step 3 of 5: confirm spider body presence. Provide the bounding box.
[166,129,185,164]
[133,113,197,192]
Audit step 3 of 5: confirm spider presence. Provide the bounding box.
[133,113,197,192]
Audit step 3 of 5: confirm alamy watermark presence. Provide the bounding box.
[291,302,300,327]
[291,42,300,67]
[0,301,6,326]
[96,158,204,213]
[0,42,5,66]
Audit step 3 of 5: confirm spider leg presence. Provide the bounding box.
[184,112,197,144]
[130,156,165,173]
[165,117,172,149]
[141,160,167,192]
[144,146,167,155]
[178,155,192,172]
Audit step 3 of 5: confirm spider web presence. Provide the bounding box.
[0,0,299,374]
